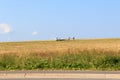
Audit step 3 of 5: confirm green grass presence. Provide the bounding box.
[0,49,120,70]
[0,39,120,70]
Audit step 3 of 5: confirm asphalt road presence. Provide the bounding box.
[0,71,120,80]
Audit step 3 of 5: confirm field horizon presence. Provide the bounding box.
[0,38,120,71]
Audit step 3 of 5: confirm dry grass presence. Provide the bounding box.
[0,38,120,70]
[0,38,120,56]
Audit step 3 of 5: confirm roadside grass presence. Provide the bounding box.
[0,49,120,70]
[0,39,120,70]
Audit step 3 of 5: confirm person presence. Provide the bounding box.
[56,37,59,41]
[73,37,75,40]
[68,37,70,40]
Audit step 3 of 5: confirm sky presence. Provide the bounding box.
[0,0,120,42]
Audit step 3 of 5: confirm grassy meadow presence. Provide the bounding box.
[0,38,120,70]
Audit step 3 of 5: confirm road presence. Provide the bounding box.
[0,71,120,80]
[1,78,120,80]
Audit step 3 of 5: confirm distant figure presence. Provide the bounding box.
[56,37,59,41]
[56,37,66,41]
[68,37,70,40]
[73,37,75,40]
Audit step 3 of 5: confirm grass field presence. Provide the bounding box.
[0,38,120,70]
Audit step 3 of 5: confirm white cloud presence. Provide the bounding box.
[32,31,38,36]
[0,23,12,34]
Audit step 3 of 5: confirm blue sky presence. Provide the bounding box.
[0,0,120,41]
